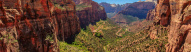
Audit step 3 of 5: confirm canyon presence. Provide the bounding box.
[0,0,80,51]
[0,0,107,51]
[0,0,191,52]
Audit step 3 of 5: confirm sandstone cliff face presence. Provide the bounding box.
[0,0,80,52]
[147,0,191,52]
[73,0,107,28]
[146,9,156,20]
[111,2,155,25]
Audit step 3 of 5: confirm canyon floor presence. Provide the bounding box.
[58,19,168,52]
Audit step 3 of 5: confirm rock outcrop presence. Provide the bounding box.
[147,0,191,52]
[146,9,156,20]
[0,0,80,52]
[73,0,107,28]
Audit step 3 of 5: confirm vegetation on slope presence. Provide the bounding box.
[106,25,168,52]
[57,19,168,52]
[59,42,89,52]
[127,20,153,33]
[74,19,120,52]
[107,12,117,18]
[111,14,139,25]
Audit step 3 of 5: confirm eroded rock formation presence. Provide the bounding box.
[146,9,156,20]
[73,0,107,28]
[147,0,191,52]
[0,0,80,52]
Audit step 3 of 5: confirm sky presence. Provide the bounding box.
[92,0,145,4]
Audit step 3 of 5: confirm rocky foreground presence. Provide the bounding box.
[147,0,191,52]
[0,0,82,52]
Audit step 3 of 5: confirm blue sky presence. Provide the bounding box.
[93,0,145,4]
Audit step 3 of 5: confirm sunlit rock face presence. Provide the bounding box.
[146,9,156,20]
[0,0,80,52]
[73,0,107,28]
[147,0,191,52]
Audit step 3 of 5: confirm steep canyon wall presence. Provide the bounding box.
[0,0,80,52]
[147,0,191,52]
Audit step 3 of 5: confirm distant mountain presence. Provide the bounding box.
[99,2,131,18]
[145,0,157,4]
[111,2,155,24]
[99,2,131,13]
[118,2,155,19]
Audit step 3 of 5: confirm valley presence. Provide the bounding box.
[0,0,191,52]
[66,19,168,52]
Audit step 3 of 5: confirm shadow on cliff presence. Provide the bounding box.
[81,21,98,30]
[64,34,77,44]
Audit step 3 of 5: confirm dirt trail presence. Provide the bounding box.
[116,28,122,36]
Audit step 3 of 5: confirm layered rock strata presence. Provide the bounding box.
[73,0,107,28]
[147,0,191,52]
[0,0,80,52]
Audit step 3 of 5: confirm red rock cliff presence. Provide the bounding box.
[73,0,107,28]
[0,0,80,52]
[146,9,156,20]
[147,0,191,52]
